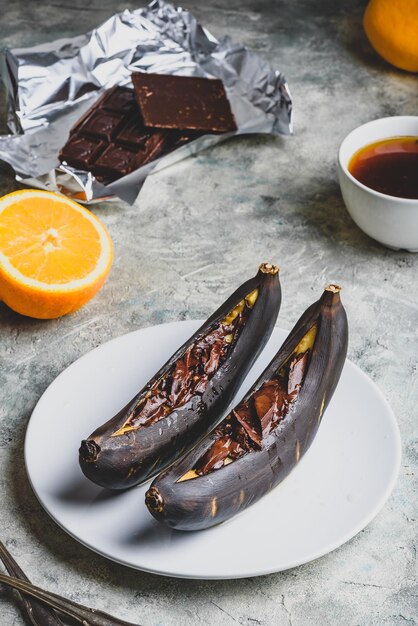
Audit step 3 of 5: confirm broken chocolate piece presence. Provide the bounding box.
[132,72,237,133]
[196,436,232,475]
[288,352,308,394]
[233,405,262,448]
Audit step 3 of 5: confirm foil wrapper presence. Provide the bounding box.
[0,0,292,205]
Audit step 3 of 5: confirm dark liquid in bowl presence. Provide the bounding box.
[348,136,418,199]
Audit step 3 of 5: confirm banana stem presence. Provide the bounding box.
[325,284,341,293]
[259,262,279,275]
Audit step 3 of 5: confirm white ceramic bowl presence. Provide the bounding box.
[338,116,418,252]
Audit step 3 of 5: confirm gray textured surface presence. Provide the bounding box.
[0,1,417,625]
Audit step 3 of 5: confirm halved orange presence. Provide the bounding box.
[0,190,113,319]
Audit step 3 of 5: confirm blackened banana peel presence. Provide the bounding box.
[79,263,281,489]
[145,285,348,531]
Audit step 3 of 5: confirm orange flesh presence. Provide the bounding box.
[0,197,102,284]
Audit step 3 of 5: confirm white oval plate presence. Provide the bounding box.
[25,322,401,579]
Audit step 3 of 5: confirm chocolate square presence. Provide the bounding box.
[115,116,151,148]
[59,135,105,170]
[79,109,125,141]
[93,144,140,181]
[101,86,136,114]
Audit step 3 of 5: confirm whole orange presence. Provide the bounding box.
[0,190,113,319]
[363,0,418,72]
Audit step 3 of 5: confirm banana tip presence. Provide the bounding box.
[145,486,164,514]
[79,439,100,463]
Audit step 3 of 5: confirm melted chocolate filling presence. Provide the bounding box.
[114,292,257,434]
[194,350,309,476]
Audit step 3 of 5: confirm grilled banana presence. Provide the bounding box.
[79,263,281,489]
[146,285,348,530]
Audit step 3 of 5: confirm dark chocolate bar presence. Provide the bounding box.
[59,86,195,183]
[132,73,237,133]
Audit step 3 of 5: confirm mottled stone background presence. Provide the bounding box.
[0,1,417,625]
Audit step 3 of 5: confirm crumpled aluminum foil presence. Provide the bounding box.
[0,0,292,205]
